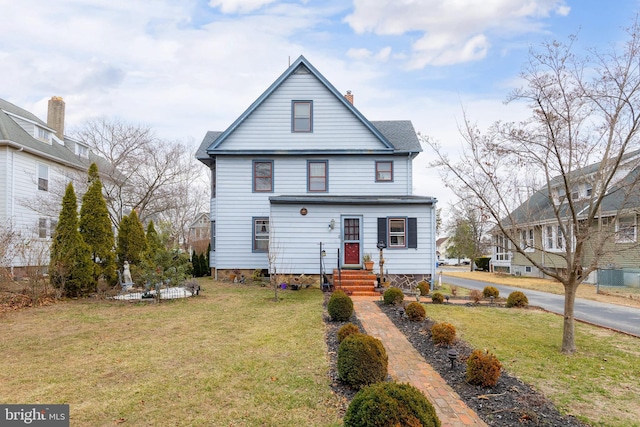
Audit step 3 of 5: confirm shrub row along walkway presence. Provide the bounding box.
[352,297,487,427]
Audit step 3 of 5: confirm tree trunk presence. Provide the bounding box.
[561,282,578,354]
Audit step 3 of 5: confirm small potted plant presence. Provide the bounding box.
[363,253,374,271]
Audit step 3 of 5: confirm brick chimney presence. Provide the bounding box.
[344,90,354,105]
[47,96,65,140]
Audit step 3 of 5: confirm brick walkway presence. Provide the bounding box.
[352,297,487,427]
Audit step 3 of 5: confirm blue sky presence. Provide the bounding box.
[2,0,640,212]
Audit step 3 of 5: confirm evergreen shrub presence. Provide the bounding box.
[416,280,430,296]
[431,292,444,304]
[383,287,404,305]
[344,382,441,427]
[405,302,426,321]
[466,349,502,387]
[431,322,456,345]
[506,291,529,308]
[338,333,388,388]
[483,286,499,298]
[337,323,361,343]
[328,290,354,321]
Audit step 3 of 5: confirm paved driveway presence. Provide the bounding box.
[442,274,640,337]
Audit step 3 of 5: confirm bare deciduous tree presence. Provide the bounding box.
[426,21,640,354]
[72,118,207,245]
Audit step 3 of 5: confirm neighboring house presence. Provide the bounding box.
[196,55,437,286]
[0,96,103,276]
[188,212,210,254]
[436,237,449,263]
[491,151,640,284]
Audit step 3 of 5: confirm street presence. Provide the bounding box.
[442,273,640,337]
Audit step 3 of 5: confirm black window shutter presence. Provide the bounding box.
[377,218,388,247]
[408,217,417,248]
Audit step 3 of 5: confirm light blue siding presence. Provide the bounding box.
[215,73,389,151]
[269,203,434,275]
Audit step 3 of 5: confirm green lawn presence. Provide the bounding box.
[0,279,342,427]
[424,304,640,427]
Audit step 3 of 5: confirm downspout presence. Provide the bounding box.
[11,147,24,218]
[431,199,437,291]
[407,152,413,195]
[10,146,24,277]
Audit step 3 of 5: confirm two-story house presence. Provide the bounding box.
[196,56,437,288]
[491,150,640,285]
[0,96,102,277]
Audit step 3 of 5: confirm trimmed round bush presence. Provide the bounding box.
[431,322,456,346]
[416,280,430,296]
[338,333,388,388]
[405,302,426,321]
[344,382,441,427]
[483,286,499,298]
[337,323,361,343]
[506,291,529,308]
[328,290,354,321]
[466,349,502,387]
[431,292,444,304]
[383,287,404,305]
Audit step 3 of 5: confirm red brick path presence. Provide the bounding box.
[352,297,488,427]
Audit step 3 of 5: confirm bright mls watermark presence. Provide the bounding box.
[1,405,69,426]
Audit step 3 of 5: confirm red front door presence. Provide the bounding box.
[343,217,361,265]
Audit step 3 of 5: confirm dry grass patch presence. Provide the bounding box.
[425,304,640,427]
[0,279,342,427]
[444,271,640,308]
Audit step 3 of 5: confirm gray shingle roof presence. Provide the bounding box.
[371,120,422,153]
[0,97,101,171]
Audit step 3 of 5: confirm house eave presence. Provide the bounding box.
[270,195,437,205]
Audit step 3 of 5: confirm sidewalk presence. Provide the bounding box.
[352,297,487,427]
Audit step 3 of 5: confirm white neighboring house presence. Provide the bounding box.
[0,96,104,276]
[196,56,437,286]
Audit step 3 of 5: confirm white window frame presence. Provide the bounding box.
[616,215,637,243]
[76,144,89,158]
[253,218,269,252]
[520,228,534,252]
[388,218,406,248]
[543,224,565,251]
[495,234,510,261]
[37,163,49,192]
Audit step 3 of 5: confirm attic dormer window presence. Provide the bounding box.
[36,127,51,143]
[76,144,89,158]
[292,101,312,132]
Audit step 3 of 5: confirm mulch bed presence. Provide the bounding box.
[324,294,590,426]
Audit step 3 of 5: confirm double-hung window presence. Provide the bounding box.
[375,161,393,182]
[292,101,312,132]
[253,160,273,192]
[38,218,47,238]
[544,225,565,250]
[253,218,269,252]
[495,234,509,260]
[308,160,327,192]
[616,215,637,243]
[388,218,406,248]
[519,228,534,251]
[37,163,49,192]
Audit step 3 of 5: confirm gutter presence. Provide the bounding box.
[0,139,87,172]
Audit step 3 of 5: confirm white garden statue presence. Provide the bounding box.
[123,261,133,284]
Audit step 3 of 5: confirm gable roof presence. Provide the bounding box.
[505,154,640,227]
[198,56,422,157]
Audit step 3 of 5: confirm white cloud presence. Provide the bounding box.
[344,0,570,67]
[346,46,392,62]
[209,0,277,14]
